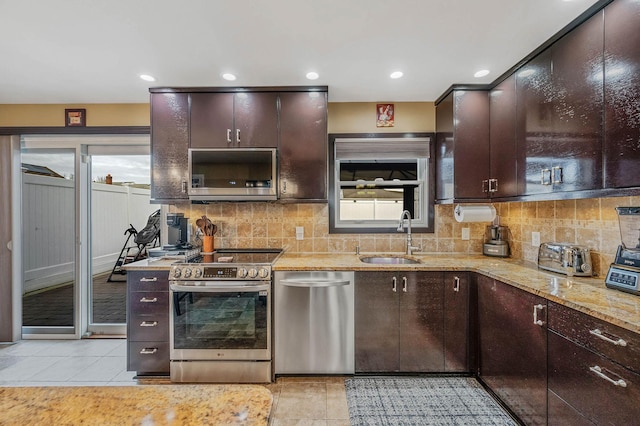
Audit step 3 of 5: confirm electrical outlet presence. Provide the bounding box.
[295,226,304,241]
[532,231,541,247]
[461,228,470,240]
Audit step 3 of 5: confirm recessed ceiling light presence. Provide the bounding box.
[139,74,156,82]
[222,73,237,81]
[306,71,319,80]
[474,69,490,78]
[390,71,404,79]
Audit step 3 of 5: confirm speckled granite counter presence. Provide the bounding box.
[0,385,272,425]
[122,257,179,271]
[274,253,640,334]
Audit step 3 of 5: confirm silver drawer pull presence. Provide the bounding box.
[533,304,545,326]
[140,277,158,282]
[402,276,407,293]
[589,365,627,388]
[453,276,460,292]
[139,297,158,303]
[392,276,397,293]
[140,348,158,355]
[589,328,627,347]
[140,321,158,327]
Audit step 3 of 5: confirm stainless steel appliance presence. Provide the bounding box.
[165,213,190,249]
[274,271,354,375]
[538,242,593,277]
[606,207,640,295]
[188,148,277,201]
[483,225,510,257]
[169,248,282,383]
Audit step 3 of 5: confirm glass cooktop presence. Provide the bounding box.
[190,248,282,264]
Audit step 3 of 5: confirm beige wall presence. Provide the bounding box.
[0,104,150,127]
[328,102,435,133]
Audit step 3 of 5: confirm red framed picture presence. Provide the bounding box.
[376,104,394,127]
[65,109,86,127]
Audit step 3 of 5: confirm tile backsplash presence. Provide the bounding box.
[171,194,640,277]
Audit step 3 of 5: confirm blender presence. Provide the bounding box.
[605,207,640,295]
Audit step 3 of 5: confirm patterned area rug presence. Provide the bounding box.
[345,377,517,425]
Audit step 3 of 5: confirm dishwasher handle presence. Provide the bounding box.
[279,279,351,288]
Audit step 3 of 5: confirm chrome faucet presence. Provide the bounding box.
[397,210,421,255]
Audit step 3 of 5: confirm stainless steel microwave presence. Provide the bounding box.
[188,148,277,201]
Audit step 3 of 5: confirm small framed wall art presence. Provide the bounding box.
[376,103,394,127]
[65,108,86,127]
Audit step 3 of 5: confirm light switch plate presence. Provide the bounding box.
[532,231,541,247]
[461,228,470,240]
[296,226,304,241]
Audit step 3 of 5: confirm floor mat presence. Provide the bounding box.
[345,376,517,425]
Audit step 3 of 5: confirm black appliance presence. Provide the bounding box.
[606,207,640,295]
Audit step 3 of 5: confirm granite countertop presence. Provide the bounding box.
[122,257,180,270]
[0,385,272,426]
[274,252,640,334]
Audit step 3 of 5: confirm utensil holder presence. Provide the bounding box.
[202,236,214,253]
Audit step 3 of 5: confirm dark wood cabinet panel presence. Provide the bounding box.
[489,75,518,198]
[549,330,640,425]
[548,390,594,426]
[435,90,491,201]
[278,91,328,201]
[444,272,470,372]
[190,92,278,148]
[127,341,170,375]
[355,271,444,373]
[516,12,604,196]
[604,0,640,188]
[150,93,189,202]
[477,275,547,425]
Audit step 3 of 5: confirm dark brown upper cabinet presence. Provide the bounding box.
[435,90,490,202]
[516,11,604,196]
[489,75,518,199]
[604,0,640,189]
[190,92,278,148]
[150,92,189,203]
[278,91,328,201]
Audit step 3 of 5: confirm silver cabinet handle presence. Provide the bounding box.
[236,129,241,143]
[392,276,397,293]
[589,365,627,388]
[140,277,158,282]
[282,181,287,193]
[533,304,545,326]
[139,297,158,303]
[140,348,158,355]
[541,169,552,185]
[140,321,158,327]
[181,180,187,193]
[226,129,232,143]
[402,276,407,293]
[589,328,627,347]
[552,166,563,184]
[280,279,350,288]
[482,179,489,193]
[489,178,498,193]
[453,276,460,292]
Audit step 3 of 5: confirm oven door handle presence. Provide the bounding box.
[170,283,270,293]
[279,279,351,288]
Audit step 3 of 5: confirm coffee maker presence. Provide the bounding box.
[164,213,190,250]
[483,219,510,258]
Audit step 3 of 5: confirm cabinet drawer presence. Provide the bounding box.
[548,390,593,426]
[127,341,169,374]
[549,331,640,425]
[548,301,640,373]
[127,271,169,292]
[129,291,169,316]
[127,314,169,342]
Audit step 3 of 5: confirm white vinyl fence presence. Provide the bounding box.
[22,174,157,294]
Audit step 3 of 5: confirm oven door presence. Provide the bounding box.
[169,282,271,361]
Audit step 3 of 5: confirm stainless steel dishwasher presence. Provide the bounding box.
[274,271,354,374]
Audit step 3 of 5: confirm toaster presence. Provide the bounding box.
[538,242,593,276]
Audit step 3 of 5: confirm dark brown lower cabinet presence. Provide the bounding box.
[477,275,547,425]
[444,272,471,372]
[355,271,444,372]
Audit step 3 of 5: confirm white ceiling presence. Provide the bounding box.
[0,0,600,104]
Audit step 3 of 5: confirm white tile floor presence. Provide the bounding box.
[0,339,136,387]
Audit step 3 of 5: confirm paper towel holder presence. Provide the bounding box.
[454,204,497,223]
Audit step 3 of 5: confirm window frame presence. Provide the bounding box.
[328,132,435,234]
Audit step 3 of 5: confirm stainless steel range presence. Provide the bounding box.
[169,248,282,383]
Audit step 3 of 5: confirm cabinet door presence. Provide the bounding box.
[355,271,399,372]
[234,92,278,148]
[453,90,491,200]
[604,0,640,188]
[477,275,547,425]
[150,93,189,202]
[190,92,234,148]
[489,75,518,198]
[278,91,328,200]
[400,272,444,371]
[444,272,469,372]
[435,92,454,201]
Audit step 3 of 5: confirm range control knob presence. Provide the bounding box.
[183,268,192,278]
[172,268,182,278]
[193,268,202,278]
[258,268,269,279]
[237,268,248,278]
[248,268,258,278]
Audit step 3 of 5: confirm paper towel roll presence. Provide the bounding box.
[454,204,496,223]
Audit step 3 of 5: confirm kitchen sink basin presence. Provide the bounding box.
[359,256,421,265]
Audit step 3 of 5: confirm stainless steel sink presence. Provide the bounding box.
[359,256,421,265]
